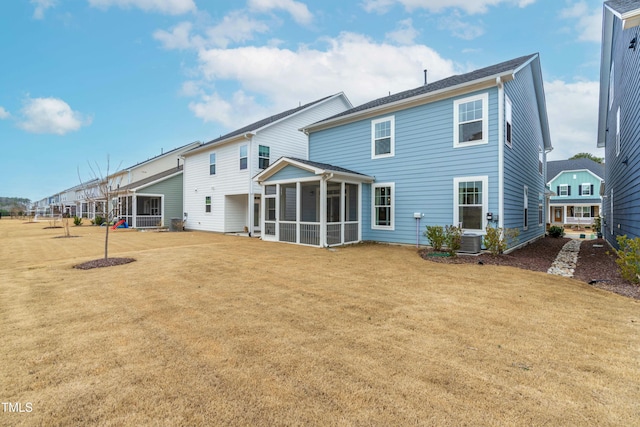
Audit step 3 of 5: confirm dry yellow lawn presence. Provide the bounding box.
[0,219,639,426]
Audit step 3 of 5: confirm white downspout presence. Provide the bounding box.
[245,133,254,235]
[497,77,505,230]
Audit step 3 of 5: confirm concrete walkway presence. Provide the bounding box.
[547,239,582,278]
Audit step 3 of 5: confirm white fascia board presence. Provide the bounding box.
[598,7,616,148]
[302,73,516,134]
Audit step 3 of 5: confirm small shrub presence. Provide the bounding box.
[484,225,520,255]
[424,225,445,251]
[94,215,104,226]
[73,215,83,226]
[548,225,564,238]
[444,225,462,256]
[615,235,640,284]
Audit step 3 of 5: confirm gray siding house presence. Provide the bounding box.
[597,0,640,247]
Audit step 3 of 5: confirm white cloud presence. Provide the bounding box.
[248,0,313,25]
[18,97,91,135]
[385,19,420,45]
[153,21,197,50]
[88,0,196,15]
[545,79,602,161]
[559,1,601,43]
[204,10,270,48]
[439,12,485,40]
[0,107,10,119]
[31,0,56,20]
[154,12,270,50]
[362,0,535,15]
[187,32,456,129]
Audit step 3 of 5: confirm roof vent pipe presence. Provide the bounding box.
[424,69,428,86]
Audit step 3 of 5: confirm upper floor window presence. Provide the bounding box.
[205,196,211,213]
[558,184,570,197]
[259,145,270,169]
[505,95,513,147]
[209,153,216,175]
[454,93,489,147]
[580,184,593,196]
[371,116,395,158]
[616,107,621,156]
[609,62,614,110]
[240,145,248,170]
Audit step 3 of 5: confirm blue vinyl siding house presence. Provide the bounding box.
[255,54,552,249]
[597,0,640,247]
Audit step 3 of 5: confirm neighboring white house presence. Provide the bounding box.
[109,141,202,228]
[182,93,352,234]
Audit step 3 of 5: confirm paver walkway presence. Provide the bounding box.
[547,239,582,278]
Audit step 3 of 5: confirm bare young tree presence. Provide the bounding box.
[78,156,124,260]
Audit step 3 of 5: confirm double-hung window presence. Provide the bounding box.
[259,145,270,169]
[205,196,211,213]
[505,95,513,147]
[372,183,394,229]
[371,116,395,158]
[454,176,488,231]
[580,184,592,196]
[558,185,569,197]
[616,107,621,156]
[209,153,216,175]
[239,145,248,170]
[538,193,543,226]
[523,186,528,230]
[454,93,488,147]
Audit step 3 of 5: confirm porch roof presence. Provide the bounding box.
[254,157,374,184]
[118,165,183,192]
[549,198,601,205]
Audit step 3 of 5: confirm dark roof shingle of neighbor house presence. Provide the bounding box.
[605,0,640,14]
[197,94,339,149]
[315,53,538,123]
[546,158,605,183]
[286,157,370,176]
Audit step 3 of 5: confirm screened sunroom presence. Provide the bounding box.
[255,158,373,247]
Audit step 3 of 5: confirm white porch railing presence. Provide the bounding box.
[279,222,297,243]
[265,222,276,236]
[136,215,163,228]
[300,223,320,246]
[565,217,594,227]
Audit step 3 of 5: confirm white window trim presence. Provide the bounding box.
[523,185,529,231]
[538,193,543,227]
[453,93,489,148]
[616,107,621,156]
[371,116,395,159]
[505,95,513,148]
[239,145,248,171]
[453,176,488,233]
[209,152,216,175]
[371,182,395,230]
[559,184,568,197]
[581,183,592,196]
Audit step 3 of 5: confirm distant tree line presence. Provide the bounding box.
[0,197,30,217]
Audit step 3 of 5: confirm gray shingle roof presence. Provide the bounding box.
[546,158,604,182]
[286,157,370,177]
[196,94,339,150]
[605,0,640,14]
[118,165,183,192]
[315,54,538,123]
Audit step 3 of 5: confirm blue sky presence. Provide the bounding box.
[0,0,605,202]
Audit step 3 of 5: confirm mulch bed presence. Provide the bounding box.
[73,258,136,270]
[420,236,640,300]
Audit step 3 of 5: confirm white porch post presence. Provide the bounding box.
[132,194,137,228]
[358,183,363,242]
[296,182,301,244]
[340,182,345,245]
[563,205,567,225]
[320,178,327,247]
